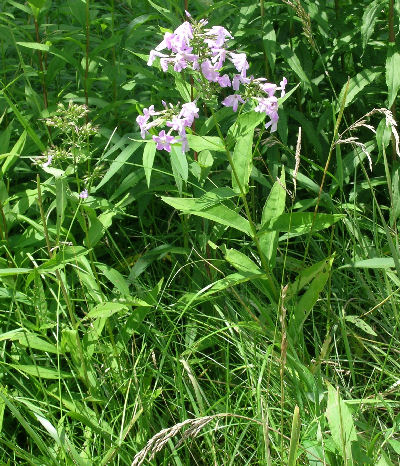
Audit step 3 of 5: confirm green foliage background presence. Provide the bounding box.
[0,0,400,464]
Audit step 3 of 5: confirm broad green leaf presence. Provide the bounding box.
[170,144,188,196]
[386,43,400,108]
[0,268,31,277]
[179,272,264,305]
[1,130,26,175]
[258,212,345,236]
[97,264,130,296]
[260,168,286,267]
[335,69,382,113]
[326,382,357,464]
[0,389,56,462]
[231,129,254,194]
[361,0,385,49]
[0,91,45,152]
[27,0,46,9]
[186,135,225,152]
[128,244,187,282]
[16,41,50,52]
[174,72,193,102]
[85,211,115,248]
[280,44,311,87]
[11,365,72,379]
[224,248,263,275]
[289,256,333,337]
[143,141,156,187]
[17,333,59,354]
[95,140,141,191]
[161,196,252,236]
[287,256,333,300]
[227,111,265,142]
[84,302,129,320]
[288,406,301,466]
[262,20,276,72]
[36,246,89,272]
[345,315,377,336]
[340,258,395,269]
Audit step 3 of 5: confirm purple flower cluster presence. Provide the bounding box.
[136,12,287,152]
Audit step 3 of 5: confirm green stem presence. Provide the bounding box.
[210,108,279,303]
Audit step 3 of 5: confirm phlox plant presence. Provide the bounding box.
[135,11,339,316]
[137,11,287,154]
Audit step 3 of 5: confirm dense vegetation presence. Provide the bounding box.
[0,0,400,464]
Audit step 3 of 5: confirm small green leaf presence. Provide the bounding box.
[95,140,141,191]
[186,135,225,152]
[85,211,115,248]
[335,69,382,113]
[36,246,89,273]
[170,144,188,195]
[231,129,254,194]
[224,248,263,275]
[361,0,385,49]
[1,130,26,175]
[260,168,286,267]
[386,43,400,108]
[280,44,311,88]
[326,383,357,464]
[0,268,32,277]
[345,315,377,336]
[161,196,252,236]
[143,141,157,187]
[289,256,333,338]
[262,20,276,72]
[12,365,72,379]
[259,212,345,236]
[85,302,129,320]
[16,41,50,52]
[340,258,395,269]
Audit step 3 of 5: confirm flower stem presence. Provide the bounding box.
[210,107,279,303]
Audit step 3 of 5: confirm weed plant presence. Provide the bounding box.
[0,0,400,464]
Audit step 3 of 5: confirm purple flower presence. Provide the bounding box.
[79,189,88,199]
[232,74,250,91]
[181,101,199,125]
[222,94,245,112]
[211,48,227,70]
[204,26,232,48]
[180,134,189,153]
[147,50,168,66]
[279,77,287,97]
[230,52,249,77]
[259,82,277,97]
[217,74,231,88]
[201,59,219,82]
[43,155,53,168]
[166,116,188,134]
[152,130,176,152]
[254,97,279,132]
[136,114,150,138]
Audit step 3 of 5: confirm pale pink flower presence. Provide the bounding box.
[230,52,249,77]
[201,59,219,82]
[217,74,231,88]
[153,130,176,152]
[204,26,232,48]
[222,94,245,112]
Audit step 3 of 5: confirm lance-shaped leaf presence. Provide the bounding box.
[161,196,252,236]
